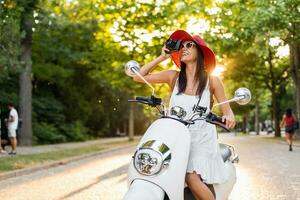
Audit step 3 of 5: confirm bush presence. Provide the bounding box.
[60,121,89,141]
[33,122,67,144]
[33,96,65,125]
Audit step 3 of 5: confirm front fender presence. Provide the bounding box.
[123,179,165,200]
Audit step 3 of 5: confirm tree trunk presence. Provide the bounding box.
[289,42,300,136]
[18,6,33,146]
[128,103,134,141]
[123,120,127,135]
[290,43,300,118]
[255,100,260,135]
[242,113,248,134]
[272,92,281,137]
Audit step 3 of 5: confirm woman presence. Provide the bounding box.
[133,30,235,200]
[280,108,297,151]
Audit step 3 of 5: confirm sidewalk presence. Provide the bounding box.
[219,134,300,200]
[247,131,300,146]
[228,130,300,147]
[0,136,138,181]
[1,137,137,156]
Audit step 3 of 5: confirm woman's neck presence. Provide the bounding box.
[185,62,197,82]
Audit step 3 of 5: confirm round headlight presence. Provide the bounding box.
[134,149,163,176]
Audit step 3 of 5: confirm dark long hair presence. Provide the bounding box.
[177,46,208,97]
[286,108,292,117]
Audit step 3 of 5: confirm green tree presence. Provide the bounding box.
[18,0,39,145]
[195,0,295,136]
[0,0,21,108]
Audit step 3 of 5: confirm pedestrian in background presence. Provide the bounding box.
[280,108,297,151]
[0,108,6,154]
[5,103,18,155]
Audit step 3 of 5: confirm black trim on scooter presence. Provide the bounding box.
[161,116,194,126]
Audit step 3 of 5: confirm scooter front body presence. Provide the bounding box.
[125,118,191,200]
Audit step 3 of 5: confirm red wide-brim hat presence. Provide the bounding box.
[169,30,216,73]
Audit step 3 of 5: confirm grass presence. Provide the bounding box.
[0,140,138,173]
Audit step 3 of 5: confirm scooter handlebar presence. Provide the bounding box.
[205,112,230,132]
[136,96,148,102]
[128,96,162,107]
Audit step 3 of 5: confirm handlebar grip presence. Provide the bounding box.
[206,112,230,132]
[213,121,230,132]
[214,115,224,124]
[150,96,162,106]
[134,96,162,107]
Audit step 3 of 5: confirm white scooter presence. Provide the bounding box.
[123,60,251,200]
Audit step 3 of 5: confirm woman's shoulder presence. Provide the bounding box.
[209,76,222,90]
[167,70,179,89]
[168,69,179,75]
[165,69,178,74]
[165,69,178,80]
[209,75,221,83]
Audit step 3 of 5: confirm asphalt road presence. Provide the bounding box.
[0,134,299,200]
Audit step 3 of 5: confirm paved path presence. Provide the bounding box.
[0,137,130,155]
[0,134,299,200]
[0,145,134,200]
[219,134,300,200]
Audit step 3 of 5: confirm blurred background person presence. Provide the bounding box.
[280,108,297,151]
[5,103,18,155]
[0,108,6,154]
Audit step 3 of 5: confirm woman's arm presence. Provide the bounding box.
[280,115,286,127]
[211,76,236,129]
[133,46,177,88]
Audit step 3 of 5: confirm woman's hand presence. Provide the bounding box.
[160,45,171,60]
[222,113,236,129]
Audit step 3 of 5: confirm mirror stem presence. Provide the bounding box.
[131,68,155,96]
[212,96,245,108]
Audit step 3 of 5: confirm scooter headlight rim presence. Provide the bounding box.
[133,140,171,176]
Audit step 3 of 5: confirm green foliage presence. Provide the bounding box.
[33,122,66,144]
[195,0,296,125]
[0,1,21,79]
[60,121,88,141]
[2,0,297,143]
[33,96,65,124]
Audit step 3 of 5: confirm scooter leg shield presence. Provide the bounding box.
[123,179,165,200]
[214,162,237,200]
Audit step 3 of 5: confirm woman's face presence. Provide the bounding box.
[180,41,198,63]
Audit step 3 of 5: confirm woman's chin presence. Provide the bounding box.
[180,58,188,63]
[180,59,192,63]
